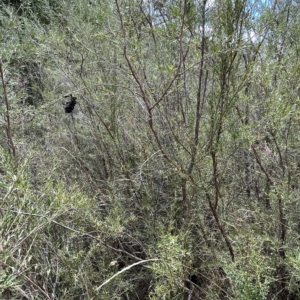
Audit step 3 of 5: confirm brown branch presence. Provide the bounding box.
[188,1,208,175]
[115,0,150,113]
[206,192,235,262]
[269,130,285,173]
[150,48,189,111]
[211,150,221,209]
[278,196,286,258]
[23,275,52,300]
[0,60,16,159]
[251,144,273,185]
[114,0,184,174]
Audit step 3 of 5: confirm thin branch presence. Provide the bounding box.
[114,0,184,174]
[206,192,235,262]
[188,0,207,175]
[251,145,273,185]
[1,208,144,262]
[23,275,52,300]
[150,48,188,111]
[95,259,160,291]
[0,60,16,158]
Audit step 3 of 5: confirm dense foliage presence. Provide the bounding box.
[1,0,300,299]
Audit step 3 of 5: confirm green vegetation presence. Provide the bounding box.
[1,0,300,299]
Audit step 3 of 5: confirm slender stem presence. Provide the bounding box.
[95,259,160,291]
[0,60,16,159]
[188,0,207,175]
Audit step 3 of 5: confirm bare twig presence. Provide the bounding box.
[206,192,235,262]
[188,0,208,175]
[114,0,185,174]
[1,207,145,262]
[23,274,52,300]
[95,259,160,291]
[0,60,16,159]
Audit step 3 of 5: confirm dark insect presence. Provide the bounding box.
[64,94,77,113]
